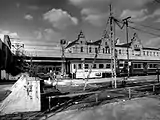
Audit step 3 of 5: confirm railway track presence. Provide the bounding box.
[1,80,160,120]
[27,82,160,119]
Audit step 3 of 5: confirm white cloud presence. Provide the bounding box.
[81,8,109,26]
[0,29,19,38]
[120,9,148,22]
[69,0,152,26]
[43,9,78,29]
[145,37,160,47]
[24,28,64,53]
[152,9,160,16]
[155,18,160,22]
[83,13,108,26]
[34,28,64,41]
[24,14,33,20]
[69,0,152,9]
[27,5,39,10]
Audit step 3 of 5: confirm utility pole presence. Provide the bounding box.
[123,16,131,78]
[60,39,66,79]
[109,4,117,88]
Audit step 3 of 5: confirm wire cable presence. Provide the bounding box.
[129,21,160,31]
[129,26,160,37]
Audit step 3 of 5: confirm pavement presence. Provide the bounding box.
[55,75,158,86]
[44,96,160,120]
[0,75,158,92]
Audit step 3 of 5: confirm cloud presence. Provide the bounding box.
[23,28,64,53]
[24,14,33,20]
[69,0,152,26]
[120,9,148,22]
[27,5,39,10]
[0,29,19,38]
[155,18,160,22]
[34,28,64,41]
[43,8,78,29]
[69,0,152,9]
[152,9,160,16]
[144,37,160,47]
[81,8,109,26]
[120,8,160,22]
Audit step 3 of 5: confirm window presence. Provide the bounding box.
[78,64,82,69]
[106,64,111,68]
[89,47,92,53]
[138,64,141,68]
[93,64,97,69]
[147,51,149,56]
[153,52,156,56]
[150,52,152,56]
[85,64,89,69]
[154,64,157,68]
[73,64,76,69]
[99,64,104,69]
[103,48,105,53]
[134,64,142,68]
[143,51,145,56]
[95,48,98,53]
[108,48,110,54]
[80,47,83,52]
[132,50,134,55]
[119,49,122,54]
[105,47,108,53]
[157,52,159,56]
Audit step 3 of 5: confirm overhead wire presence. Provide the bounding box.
[129,26,160,37]
[129,21,160,31]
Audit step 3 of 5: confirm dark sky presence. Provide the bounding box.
[0,0,160,54]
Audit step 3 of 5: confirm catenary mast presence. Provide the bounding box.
[109,4,117,88]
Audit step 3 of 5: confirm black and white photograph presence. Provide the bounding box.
[0,0,160,119]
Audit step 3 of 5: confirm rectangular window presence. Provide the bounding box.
[106,64,111,68]
[99,64,104,69]
[108,48,110,54]
[89,47,92,53]
[131,50,134,55]
[133,64,142,68]
[78,64,82,69]
[95,48,98,53]
[143,51,145,56]
[150,52,152,56]
[93,64,97,69]
[119,49,122,54]
[138,64,141,68]
[85,64,89,69]
[73,64,76,69]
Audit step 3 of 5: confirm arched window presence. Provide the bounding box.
[81,47,83,52]
[103,48,105,53]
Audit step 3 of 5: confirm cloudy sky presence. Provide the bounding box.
[0,0,160,55]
